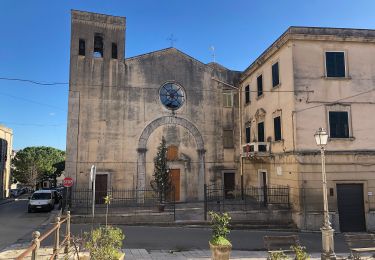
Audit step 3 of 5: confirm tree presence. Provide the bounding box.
[150,137,172,203]
[11,146,65,188]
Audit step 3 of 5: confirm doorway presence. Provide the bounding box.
[95,174,108,204]
[224,172,235,199]
[337,184,366,232]
[170,169,180,201]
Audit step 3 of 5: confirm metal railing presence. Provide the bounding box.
[204,185,290,219]
[16,211,71,260]
[66,188,176,219]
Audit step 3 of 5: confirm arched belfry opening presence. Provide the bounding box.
[137,116,205,200]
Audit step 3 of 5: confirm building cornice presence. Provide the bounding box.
[71,10,125,31]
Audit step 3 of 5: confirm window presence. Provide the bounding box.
[329,111,349,138]
[257,75,263,97]
[78,39,85,56]
[257,122,265,142]
[245,85,250,104]
[167,145,178,161]
[245,124,251,143]
[223,130,234,148]
[94,34,104,58]
[112,43,118,59]
[272,62,280,87]
[223,91,233,107]
[274,116,281,141]
[326,52,345,77]
[159,82,185,110]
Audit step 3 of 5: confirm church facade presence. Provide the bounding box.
[66,10,240,201]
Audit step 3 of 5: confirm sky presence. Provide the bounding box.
[1,0,375,151]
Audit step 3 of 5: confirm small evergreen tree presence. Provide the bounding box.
[150,137,172,203]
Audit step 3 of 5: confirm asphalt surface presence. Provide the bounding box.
[0,195,52,251]
[69,224,350,253]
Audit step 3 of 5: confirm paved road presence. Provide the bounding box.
[70,224,350,253]
[0,196,52,251]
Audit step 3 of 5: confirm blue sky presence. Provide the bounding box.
[1,0,375,151]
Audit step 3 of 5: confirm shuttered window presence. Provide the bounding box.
[274,116,281,141]
[257,75,263,97]
[245,85,250,104]
[257,122,265,142]
[329,111,349,138]
[272,62,280,87]
[326,52,345,77]
[223,130,234,148]
[223,92,233,107]
[245,125,251,143]
[167,145,178,161]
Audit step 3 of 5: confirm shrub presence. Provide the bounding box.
[85,226,125,260]
[268,251,288,260]
[291,245,310,260]
[209,211,231,246]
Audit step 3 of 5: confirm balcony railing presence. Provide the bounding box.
[242,142,269,157]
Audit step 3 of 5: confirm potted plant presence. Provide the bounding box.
[209,211,232,260]
[150,137,172,212]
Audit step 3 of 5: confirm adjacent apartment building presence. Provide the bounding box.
[0,125,13,199]
[240,27,375,231]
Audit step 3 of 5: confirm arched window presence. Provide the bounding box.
[94,34,104,58]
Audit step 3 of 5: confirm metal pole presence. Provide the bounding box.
[31,231,40,260]
[64,211,71,254]
[53,216,60,260]
[320,147,336,260]
[92,165,96,219]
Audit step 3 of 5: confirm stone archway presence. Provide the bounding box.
[137,116,205,200]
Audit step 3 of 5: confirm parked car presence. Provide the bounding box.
[10,189,21,198]
[28,190,55,213]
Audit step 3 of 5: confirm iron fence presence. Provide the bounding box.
[63,188,176,219]
[204,185,290,219]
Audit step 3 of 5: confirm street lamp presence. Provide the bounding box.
[314,128,336,260]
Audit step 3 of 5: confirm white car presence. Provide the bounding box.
[28,190,55,213]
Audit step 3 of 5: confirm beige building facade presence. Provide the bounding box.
[240,27,375,231]
[0,125,13,199]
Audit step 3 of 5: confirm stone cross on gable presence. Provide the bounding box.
[167,34,177,47]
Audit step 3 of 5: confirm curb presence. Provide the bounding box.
[0,198,14,206]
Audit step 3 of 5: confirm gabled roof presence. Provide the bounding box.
[126,47,234,71]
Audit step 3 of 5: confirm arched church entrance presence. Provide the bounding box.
[137,116,205,201]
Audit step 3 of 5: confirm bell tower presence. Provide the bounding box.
[66,10,126,185]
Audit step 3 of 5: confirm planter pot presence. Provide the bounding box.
[209,241,232,260]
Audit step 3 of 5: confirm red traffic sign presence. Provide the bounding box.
[63,177,74,187]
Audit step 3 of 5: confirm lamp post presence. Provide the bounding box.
[314,128,336,260]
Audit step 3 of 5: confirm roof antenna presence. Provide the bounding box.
[167,34,177,47]
[210,45,216,63]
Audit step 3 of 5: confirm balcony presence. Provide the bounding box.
[241,142,270,157]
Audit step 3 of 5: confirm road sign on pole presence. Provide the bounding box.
[63,177,74,188]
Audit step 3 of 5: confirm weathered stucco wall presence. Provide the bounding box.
[66,11,240,201]
[0,125,13,199]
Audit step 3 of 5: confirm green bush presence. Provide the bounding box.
[291,245,309,260]
[209,211,231,246]
[85,226,125,260]
[268,251,288,260]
